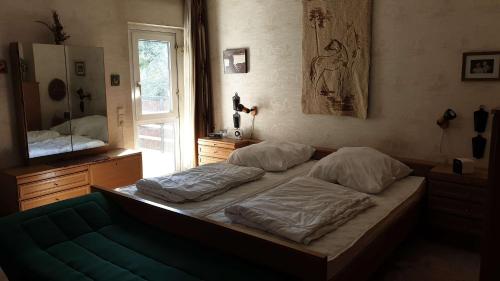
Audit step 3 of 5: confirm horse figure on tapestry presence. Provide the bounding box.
[309,24,361,110]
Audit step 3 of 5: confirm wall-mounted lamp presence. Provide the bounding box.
[437,109,457,129]
[232,92,257,139]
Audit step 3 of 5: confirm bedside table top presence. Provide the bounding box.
[430,164,489,187]
[199,137,250,144]
[198,137,258,148]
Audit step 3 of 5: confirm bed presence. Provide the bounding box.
[100,148,434,281]
[27,115,109,158]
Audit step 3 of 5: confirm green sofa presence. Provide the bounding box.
[0,192,289,281]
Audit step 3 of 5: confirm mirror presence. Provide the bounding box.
[12,42,108,159]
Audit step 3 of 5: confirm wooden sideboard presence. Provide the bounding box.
[0,149,142,215]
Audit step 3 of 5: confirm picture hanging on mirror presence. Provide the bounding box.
[223,49,247,74]
[0,60,7,73]
[75,61,86,76]
[111,74,120,86]
[462,52,500,81]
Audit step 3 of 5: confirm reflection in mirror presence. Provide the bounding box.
[22,43,72,158]
[65,46,109,152]
[14,43,108,159]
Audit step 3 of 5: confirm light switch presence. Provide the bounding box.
[117,107,125,127]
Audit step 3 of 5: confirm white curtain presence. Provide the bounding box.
[181,0,196,170]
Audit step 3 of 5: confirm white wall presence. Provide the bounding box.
[208,0,500,168]
[0,0,184,169]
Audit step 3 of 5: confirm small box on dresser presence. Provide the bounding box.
[427,164,488,248]
[197,138,254,165]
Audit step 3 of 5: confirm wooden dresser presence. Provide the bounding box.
[197,138,254,165]
[0,149,142,215]
[427,164,488,245]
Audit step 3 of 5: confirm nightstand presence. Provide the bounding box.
[427,164,488,246]
[197,138,254,165]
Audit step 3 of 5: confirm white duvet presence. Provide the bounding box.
[136,163,265,203]
[225,176,374,245]
[28,135,106,158]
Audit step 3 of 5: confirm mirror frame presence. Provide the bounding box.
[9,42,110,165]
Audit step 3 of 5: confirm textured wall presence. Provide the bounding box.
[0,0,183,169]
[208,0,500,167]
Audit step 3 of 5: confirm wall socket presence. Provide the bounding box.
[117,107,125,127]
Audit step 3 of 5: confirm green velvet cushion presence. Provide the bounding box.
[0,192,289,281]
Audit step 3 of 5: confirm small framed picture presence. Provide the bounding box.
[75,61,86,76]
[462,52,500,81]
[110,74,120,86]
[0,60,8,74]
[223,48,247,74]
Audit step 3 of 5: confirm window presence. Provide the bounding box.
[129,25,182,177]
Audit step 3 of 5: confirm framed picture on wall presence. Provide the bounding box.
[462,52,500,81]
[223,48,247,74]
[75,61,86,76]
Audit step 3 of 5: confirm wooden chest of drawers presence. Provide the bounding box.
[0,149,142,215]
[427,165,488,243]
[197,138,254,165]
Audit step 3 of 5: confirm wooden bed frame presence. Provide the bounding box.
[93,148,435,281]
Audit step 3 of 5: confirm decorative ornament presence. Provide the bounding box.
[35,11,70,45]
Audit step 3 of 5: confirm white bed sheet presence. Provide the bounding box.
[28,135,106,158]
[207,175,425,273]
[115,160,317,217]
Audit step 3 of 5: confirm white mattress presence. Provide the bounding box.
[115,160,317,216]
[207,176,426,275]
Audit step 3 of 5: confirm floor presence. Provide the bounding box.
[372,236,480,281]
[0,237,481,281]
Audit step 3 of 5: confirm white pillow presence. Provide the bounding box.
[51,115,108,142]
[50,121,71,135]
[227,141,316,172]
[71,115,109,142]
[308,147,412,194]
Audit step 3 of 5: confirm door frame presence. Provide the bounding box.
[128,23,184,172]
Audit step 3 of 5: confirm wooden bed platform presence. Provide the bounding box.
[93,148,435,281]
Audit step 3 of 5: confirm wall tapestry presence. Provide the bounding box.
[302,0,372,119]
